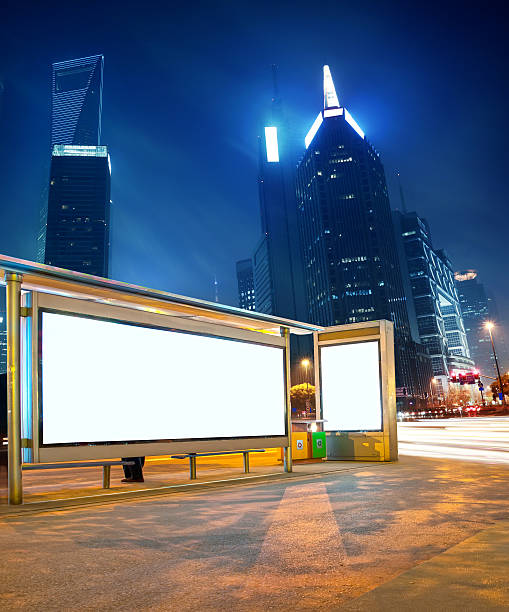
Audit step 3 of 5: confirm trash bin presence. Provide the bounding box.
[292,432,311,460]
[310,431,326,458]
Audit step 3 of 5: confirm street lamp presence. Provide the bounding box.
[485,321,506,407]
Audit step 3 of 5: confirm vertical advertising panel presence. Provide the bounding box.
[320,340,382,432]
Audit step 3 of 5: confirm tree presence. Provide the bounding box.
[290,383,316,415]
[445,385,470,408]
[489,373,509,399]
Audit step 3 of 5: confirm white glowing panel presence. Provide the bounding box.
[305,112,323,149]
[321,341,382,431]
[344,109,365,139]
[323,108,343,118]
[41,312,286,444]
[323,65,340,109]
[264,126,279,162]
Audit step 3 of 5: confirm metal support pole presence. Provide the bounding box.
[6,272,23,505]
[102,465,111,489]
[243,451,249,474]
[281,327,292,473]
[488,328,506,407]
[189,455,197,480]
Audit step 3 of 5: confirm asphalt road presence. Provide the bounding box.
[1,453,509,610]
[398,416,509,464]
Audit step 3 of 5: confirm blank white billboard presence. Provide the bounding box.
[321,340,382,431]
[41,312,286,445]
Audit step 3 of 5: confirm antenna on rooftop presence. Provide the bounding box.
[396,171,408,214]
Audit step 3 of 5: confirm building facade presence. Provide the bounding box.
[236,258,256,311]
[394,211,473,397]
[238,68,311,376]
[39,55,110,278]
[296,66,432,404]
[253,72,307,323]
[51,55,104,147]
[455,270,507,376]
[44,145,111,277]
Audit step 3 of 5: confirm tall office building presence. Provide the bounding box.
[296,66,432,404]
[51,55,103,147]
[253,68,307,323]
[455,270,507,376]
[39,55,111,277]
[394,211,472,396]
[236,259,256,311]
[44,145,111,276]
[240,67,311,376]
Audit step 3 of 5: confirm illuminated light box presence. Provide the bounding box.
[323,108,343,118]
[264,126,279,162]
[320,340,382,431]
[40,312,286,445]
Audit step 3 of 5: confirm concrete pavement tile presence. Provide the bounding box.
[338,520,509,611]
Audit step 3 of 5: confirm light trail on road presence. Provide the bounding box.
[398,416,509,464]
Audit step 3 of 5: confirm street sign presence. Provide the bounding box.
[499,392,504,401]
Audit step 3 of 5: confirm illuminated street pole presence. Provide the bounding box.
[6,272,23,505]
[485,322,506,408]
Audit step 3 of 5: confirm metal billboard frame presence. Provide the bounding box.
[314,320,398,462]
[1,254,322,503]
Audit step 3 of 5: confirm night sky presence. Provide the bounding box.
[1,1,507,326]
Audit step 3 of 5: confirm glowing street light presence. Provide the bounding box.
[301,359,311,388]
[485,321,506,407]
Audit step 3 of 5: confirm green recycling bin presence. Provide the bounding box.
[311,431,326,458]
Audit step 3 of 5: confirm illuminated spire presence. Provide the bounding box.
[323,65,339,109]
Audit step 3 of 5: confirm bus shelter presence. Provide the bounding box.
[0,254,321,504]
[314,320,398,462]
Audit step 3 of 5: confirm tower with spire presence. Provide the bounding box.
[250,65,306,322]
[296,65,432,407]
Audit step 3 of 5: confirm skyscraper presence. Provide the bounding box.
[44,145,111,276]
[296,66,432,404]
[253,68,307,323]
[236,259,256,311]
[455,270,507,376]
[39,55,110,277]
[394,211,473,397]
[51,55,103,147]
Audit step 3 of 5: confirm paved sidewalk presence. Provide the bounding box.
[340,519,509,611]
[0,454,381,516]
[1,456,509,610]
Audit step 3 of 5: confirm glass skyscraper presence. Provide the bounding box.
[39,55,110,278]
[44,145,111,277]
[253,70,307,323]
[394,212,473,397]
[296,66,432,403]
[51,55,103,147]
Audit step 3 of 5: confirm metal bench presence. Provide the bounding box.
[21,460,135,489]
[171,450,265,480]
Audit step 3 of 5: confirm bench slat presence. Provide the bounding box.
[171,450,265,459]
